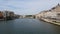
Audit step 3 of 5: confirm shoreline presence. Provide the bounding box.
[39,18,60,26]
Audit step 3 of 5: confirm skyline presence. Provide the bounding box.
[0,0,60,15]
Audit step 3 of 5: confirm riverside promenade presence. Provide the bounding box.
[40,18,60,26]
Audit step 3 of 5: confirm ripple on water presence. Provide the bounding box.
[0,19,60,34]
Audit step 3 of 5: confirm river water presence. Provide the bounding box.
[0,19,60,34]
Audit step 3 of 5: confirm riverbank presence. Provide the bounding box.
[0,19,4,21]
[40,18,60,26]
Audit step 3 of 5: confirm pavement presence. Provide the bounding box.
[40,18,60,26]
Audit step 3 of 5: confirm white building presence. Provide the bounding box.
[35,3,60,20]
[43,3,60,20]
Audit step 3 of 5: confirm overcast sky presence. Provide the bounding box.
[0,0,60,15]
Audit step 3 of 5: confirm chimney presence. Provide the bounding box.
[58,3,60,6]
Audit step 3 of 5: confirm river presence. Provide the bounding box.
[0,19,60,34]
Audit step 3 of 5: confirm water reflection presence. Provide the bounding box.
[0,19,60,34]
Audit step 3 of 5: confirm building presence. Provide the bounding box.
[35,3,60,20]
[45,4,60,19]
[2,10,15,20]
[35,10,48,19]
[3,11,14,17]
[0,11,4,19]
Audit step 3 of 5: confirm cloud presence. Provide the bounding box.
[0,0,60,15]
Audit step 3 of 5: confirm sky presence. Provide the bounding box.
[0,0,60,15]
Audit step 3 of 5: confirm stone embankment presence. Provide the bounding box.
[40,18,60,26]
